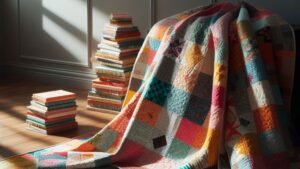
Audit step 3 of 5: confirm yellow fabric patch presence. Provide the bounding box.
[186,43,203,68]
[234,133,261,155]
[213,63,226,86]
[123,90,136,108]
[203,128,219,166]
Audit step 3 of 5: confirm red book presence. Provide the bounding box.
[92,79,128,87]
[27,112,76,123]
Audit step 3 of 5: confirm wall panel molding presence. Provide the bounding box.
[6,62,96,89]
[20,55,90,68]
[18,0,91,69]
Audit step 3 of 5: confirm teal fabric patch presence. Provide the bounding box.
[166,138,191,160]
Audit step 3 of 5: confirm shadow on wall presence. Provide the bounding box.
[21,0,151,68]
[20,0,99,65]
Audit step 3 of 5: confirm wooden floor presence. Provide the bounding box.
[0,78,115,160]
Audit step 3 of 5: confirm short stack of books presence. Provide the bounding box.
[26,90,78,135]
[87,13,143,114]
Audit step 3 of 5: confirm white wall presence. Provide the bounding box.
[2,0,298,88]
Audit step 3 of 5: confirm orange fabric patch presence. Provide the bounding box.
[74,142,95,152]
[234,133,261,155]
[110,115,130,134]
[192,127,208,149]
[136,99,162,126]
[150,24,169,40]
[253,105,279,133]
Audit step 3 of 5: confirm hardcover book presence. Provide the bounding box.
[32,90,76,104]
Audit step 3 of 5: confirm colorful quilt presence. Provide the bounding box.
[1,2,299,169]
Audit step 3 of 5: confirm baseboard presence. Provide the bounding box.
[5,63,97,89]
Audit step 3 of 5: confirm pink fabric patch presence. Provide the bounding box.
[147,50,157,64]
[212,85,225,108]
[113,139,146,165]
[175,118,203,146]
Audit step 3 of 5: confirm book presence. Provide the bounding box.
[101,38,143,49]
[95,55,136,65]
[95,64,133,73]
[94,88,127,97]
[26,118,76,128]
[32,99,76,107]
[110,13,132,21]
[98,75,130,83]
[94,60,134,69]
[95,50,137,60]
[103,36,141,43]
[96,71,131,78]
[103,30,141,38]
[87,95,123,105]
[93,78,128,87]
[86,105,119,115]
[27,105,77,116]
[30,100,76,111]
[27,112,76,122]
[98,48,139,58]
[26,121,78,135]
[89,89,125,101]
[32,90,76,104]
[27,110,77,119]
[92,83,128,93]
[26,119,77,129]
[102,32,141,40]
[104,24,138,32]
[98,43,140,53]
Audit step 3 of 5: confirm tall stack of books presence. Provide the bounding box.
[87,13,143,114]
[26,90,78,135]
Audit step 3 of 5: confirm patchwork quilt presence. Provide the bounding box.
[1,2,299,169]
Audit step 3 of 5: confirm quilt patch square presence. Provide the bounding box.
[154,56,180,84]
[192,72,213,99]
[259,129,285,155]
[212,85,225,108]
[152,135,167,149]
[248,80,274,110]
[253,105,279,133]
[127,120,164,150]
[144,77,172,106]
[184,94,210,125]
[164,86,190,116]
[166,138,192,160]
[175,118,204,146]
[137,99,162,126]
[245,54,268,84]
